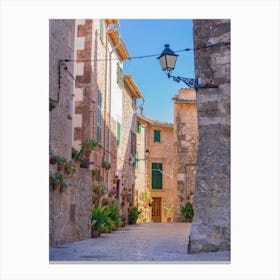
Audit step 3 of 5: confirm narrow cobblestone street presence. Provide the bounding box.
[50,223,230,262]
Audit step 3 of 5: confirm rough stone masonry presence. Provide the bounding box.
[188,19,230,253]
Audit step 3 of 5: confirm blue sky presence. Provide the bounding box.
[119,19,194,123]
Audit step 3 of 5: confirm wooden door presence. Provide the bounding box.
[152,197,161,222]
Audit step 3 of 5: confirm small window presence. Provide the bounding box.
[117,121,121,145]
[154,130,161,142]
[137,121,141,134]
[152,163,163,189]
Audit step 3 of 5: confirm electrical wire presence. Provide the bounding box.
[60,41,230,63]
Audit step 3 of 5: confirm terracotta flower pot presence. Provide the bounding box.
[57,164,65,172]
[53,183,61,191]
[91,229,99,238]
[50,158,57,165]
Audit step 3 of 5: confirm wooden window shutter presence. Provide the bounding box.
[135,151,139,169]
[154,130,161,142]
[117,121,121,145]
[137,121,141,134]
[152,163,163,189]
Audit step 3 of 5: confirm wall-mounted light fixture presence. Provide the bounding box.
[157,44,218,90]
[145,148,150,160]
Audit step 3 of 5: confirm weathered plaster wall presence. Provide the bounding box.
[188,19,230,253]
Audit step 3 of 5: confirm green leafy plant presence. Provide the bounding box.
[49,172,64,189]
[72,147,82,161]
[101,207,115,233]
[106,203,122,229]
[49,98,57,111]
[102,161,111,170]
[180,202,194,220]
[91,206,106,232]
[128,206,139,224]
[64,160,76,175]
[81,138,98,158]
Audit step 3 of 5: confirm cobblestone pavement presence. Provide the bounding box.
[49,223,230,262]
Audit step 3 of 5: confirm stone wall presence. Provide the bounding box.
[188,19,230,253]
[49,19,75,158]
[49,19,94,247]
[49,168,92,246]
[173,89,198,221]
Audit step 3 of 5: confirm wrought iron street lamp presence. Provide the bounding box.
[157,44,218,89]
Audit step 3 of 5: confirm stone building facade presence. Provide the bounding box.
[188,19,231,253]
[50,19,144,245]
[173,88,198,221]
[116,75,144,220]
[49,19,93,246]
[136,115,175,223]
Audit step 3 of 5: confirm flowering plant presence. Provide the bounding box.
[164,204,174,213]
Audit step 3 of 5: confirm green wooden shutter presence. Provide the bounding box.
[97,89,102,143]
[135,151,139,169]
[154,130,161,142]
[99,20,104,39]
[152,163,162,189]
[117,63,124,89]
[137,121,141,134]
[117,121,121,145]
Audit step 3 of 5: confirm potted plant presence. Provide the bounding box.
[106,203,122,230]
[60,180,72,193]
[49,154,57,165]
[64,160,76,175]
[56,156,67,172]
[102,161,111,170]
[79,138,98,169]
[91,206,106,238]
[128,206,139,224]
[49,172,64,191]
[49,98,57,111]
[180,202,194,223]
[72,147,82,168]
